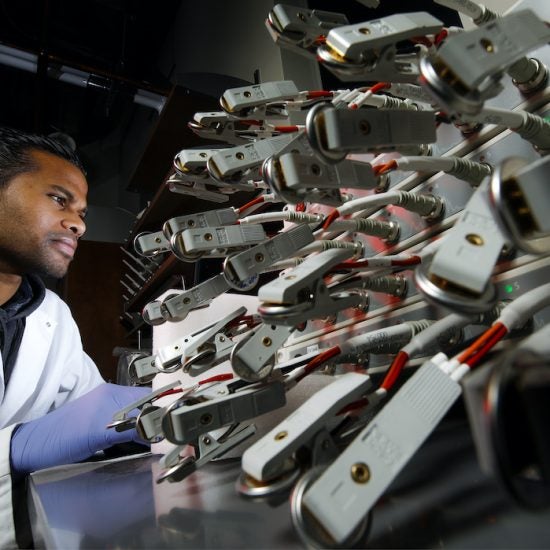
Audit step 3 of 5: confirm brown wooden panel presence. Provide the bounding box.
[126,86,218,194]
[63,241,126,382]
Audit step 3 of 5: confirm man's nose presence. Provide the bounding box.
[62,214,86,238]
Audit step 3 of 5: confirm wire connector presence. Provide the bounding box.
[301,357,462,543]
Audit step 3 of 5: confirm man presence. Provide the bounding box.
[0,127,149,548]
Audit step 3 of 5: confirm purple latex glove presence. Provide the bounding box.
[10,383,150,476]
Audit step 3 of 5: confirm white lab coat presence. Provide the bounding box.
[0,289,104,549]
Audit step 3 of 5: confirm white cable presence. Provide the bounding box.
[239,211,323,225]
[342,253,420,267]
[332,88,360,106]
[298,240,359,256]
[394,156,491,186]
[473,106,528,129]
[388,82,435,104]
[450,363,470,381]
[348,90,379,109]
[339,322,425,357]
[329,219,368,232]
[497,282,550,331]
[336,190,403,217]
[401,313,473,357]
[462,107,550,151]
[336,190,442,220]
[262,192,279,203]
[395,156,453,172]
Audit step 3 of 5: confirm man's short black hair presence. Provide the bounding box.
[0,126,85,189]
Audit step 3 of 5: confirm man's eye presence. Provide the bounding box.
[50,194,67,207]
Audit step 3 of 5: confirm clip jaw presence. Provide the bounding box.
[257,248,364,325]
[231,323,295,382]
[242,372,372,483]
[317,12,443,82]
[163,208,238,240]
[220,81,300,118]
[223,225,315,286]
[161,379,287,446]
[266,5,349,59]
[134,231,170,257]
[176,225,267,257]
[306,104,437,163]
[415,183,504,314]
[157,423,257,484]
[420,10,550,116]
[107,382,180,432]
[207,134,296,184]
[155,306,247,375]
[265,152,381,205]
[160,273,231,322]
[190,111,260,145]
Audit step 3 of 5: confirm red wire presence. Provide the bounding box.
[392,255,422,267]
[349,82,391,109]
[434,29,448,46]
[457,322,507,364]
[273,125,301,133]
[411,36,433,48]
[380,350,409,391]
[373,160,398,175]
[369,82,391,94]
[337,396,371,416]
[199,373,234,385]
[322,209,340,230]
[332,255,421,271]
[156,388,184,399]
[306,90,333,99]
[295,202,306,212]
[154,373,234,400]
[465,325,508,368]
[238,195,265,214]
[333,259,370,271]
[297,346,341,382]
[226,314,261,330]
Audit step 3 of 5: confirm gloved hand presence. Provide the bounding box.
[10,383,151,476]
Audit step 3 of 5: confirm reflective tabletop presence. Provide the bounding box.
[28,412,550,549]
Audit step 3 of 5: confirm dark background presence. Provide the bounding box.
[0,0,462,380]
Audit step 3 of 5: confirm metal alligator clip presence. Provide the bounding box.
[306,102,436,164]
[106,381,180,432]
[257,248,364,325]
[223,224,314,288]
[161,378,287,446]
[155,306,247,375]
[160,273,231,322]
[266,4,348,59]
[173,225,267,259]
[189,111,285,145]
[220,81,300,118]
[241,372,372,484]
[230,323,296,382]
[317,12,443,82]
[157,423,257,483]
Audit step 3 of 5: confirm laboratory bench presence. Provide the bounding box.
[27,411,550,549]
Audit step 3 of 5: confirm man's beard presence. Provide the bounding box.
[0,238,70,279]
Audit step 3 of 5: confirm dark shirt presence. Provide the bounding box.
[0,275,46,387]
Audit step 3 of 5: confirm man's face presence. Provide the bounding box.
[0,149,88,279]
